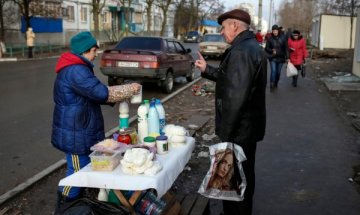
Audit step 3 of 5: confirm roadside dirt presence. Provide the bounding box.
[308,48,360,189]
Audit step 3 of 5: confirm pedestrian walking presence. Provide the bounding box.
[51,31,141,212]
[195,9,267,215]
[265,24,289,91]
[287,30,308,87]
[255,30,264,44]
[26,27,35,58]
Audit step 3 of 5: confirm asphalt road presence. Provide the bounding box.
[0,42,205,196]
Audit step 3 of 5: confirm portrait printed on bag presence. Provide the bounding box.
[207,148,234,190]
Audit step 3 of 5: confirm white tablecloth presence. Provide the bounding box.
[59,136,195,198]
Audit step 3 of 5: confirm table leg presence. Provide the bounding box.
[113,190,142,215]
[113,190,136,215]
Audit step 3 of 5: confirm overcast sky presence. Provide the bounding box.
[223,0,283,25]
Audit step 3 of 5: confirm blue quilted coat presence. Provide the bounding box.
[51,52,109,155]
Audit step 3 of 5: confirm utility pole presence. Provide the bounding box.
[258,0,262,31]
[268,0,273,30]
[350,0,354,48]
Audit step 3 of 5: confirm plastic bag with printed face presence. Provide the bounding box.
[198,142,247,201]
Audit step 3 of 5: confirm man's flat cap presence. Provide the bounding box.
[217,9,251,25]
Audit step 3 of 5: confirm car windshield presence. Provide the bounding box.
[115,37,162,51]
[203,34,225,42]
[187,31,198,36]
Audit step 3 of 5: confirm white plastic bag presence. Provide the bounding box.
[198,142,247,201]
[286,62,298,77]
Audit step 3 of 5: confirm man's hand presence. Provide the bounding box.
[195,51,207,72]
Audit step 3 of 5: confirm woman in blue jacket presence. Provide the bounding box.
[52,32,140,209]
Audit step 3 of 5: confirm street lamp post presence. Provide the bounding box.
[268,0,273,30]
[258,0,262,31]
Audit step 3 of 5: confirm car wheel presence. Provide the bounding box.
[161,72,174,94]
[186,64,195,82]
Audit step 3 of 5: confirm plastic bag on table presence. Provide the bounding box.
[198,142,247,201]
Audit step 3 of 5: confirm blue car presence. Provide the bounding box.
[184,31,202,43]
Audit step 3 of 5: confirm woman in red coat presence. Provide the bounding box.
[288,30,308,87]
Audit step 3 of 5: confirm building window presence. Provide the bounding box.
[102,12,108,23]
[67,6,75,21]
[81,7,87,22]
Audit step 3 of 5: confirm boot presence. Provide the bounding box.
[270,82,275,92]
[292,76,298,87]
[54,191,77,215]
[55,191,66,215]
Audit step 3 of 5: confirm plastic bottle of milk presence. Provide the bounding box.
[119,101,129,129]
[148,101,160,137]
[155,99,166,134]
[143,99,150,113]
[98,188,108,201]
[137,103,148,144]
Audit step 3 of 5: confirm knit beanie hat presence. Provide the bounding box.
[70,31,98,55]
[272,25,279,30]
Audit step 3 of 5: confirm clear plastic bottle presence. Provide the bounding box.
[155,99,166,134]
[148,101,160,136]
[137,103,148,144]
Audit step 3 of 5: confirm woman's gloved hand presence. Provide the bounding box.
[107,83,141,103]
[130,83,141,95]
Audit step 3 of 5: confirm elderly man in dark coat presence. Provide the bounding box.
[195,9,267,215]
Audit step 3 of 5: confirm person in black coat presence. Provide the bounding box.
[195,9,267,215]
[265,24,289,91]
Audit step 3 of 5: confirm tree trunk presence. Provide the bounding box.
[0,0,5,41]
[146,4,152,33]
[160,11,167,36]
[93,0,100,38]
[187,0,194,31]
[125,1,132,36]
[24,0,31,30]
[350,0,354,49]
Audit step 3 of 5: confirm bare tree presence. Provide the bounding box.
[156,0,172,36]
[144,0,155,33]
[12,0,34,30]
[197,0,222,31]
[12,0,61,30]
[91,0,106,38]
[173,0,186,37]
[119,0,134,36]
[278,0,317,36]
[0,0,5,41]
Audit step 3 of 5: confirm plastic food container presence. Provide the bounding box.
[89,151,121,171]
[143,136,156,147]
[156,135,168,154]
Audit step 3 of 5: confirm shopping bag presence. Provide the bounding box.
[301,63,306,77]
[59,197,130,215]
[286,62,298,77]
[198,142,247,201]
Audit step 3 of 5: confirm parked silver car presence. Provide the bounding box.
[199,33,230,58]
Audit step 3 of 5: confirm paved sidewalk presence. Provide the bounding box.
[253,72,360,214]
